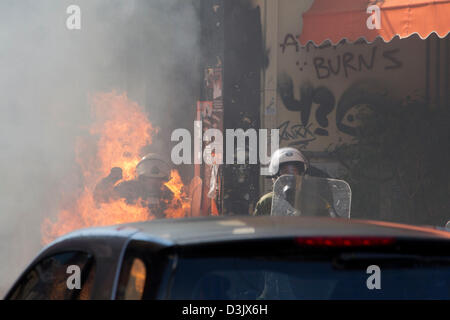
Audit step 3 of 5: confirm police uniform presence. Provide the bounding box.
[93,154,173,219]
[252,166,330,217]
[253,192,273,216]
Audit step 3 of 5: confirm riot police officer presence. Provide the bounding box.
[94,153,173,219]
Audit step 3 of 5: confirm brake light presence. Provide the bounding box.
[295,237,395,247]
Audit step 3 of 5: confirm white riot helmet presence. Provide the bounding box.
[136,153,171,180]
[268,147,309,177]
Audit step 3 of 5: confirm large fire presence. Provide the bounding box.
[41,91,190,245]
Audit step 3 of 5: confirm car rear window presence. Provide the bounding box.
[115,241,169,300]
[8,251,96,300]
[168,255,450,300]
[116,257,147,300]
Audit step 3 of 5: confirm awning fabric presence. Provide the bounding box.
[298,0,450,45]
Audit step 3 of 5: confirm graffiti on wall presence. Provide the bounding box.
[278,73,389,148]
[276,34,406,150]
[278,121,315,148]
[312,47,402,79]
[280,33,403,80]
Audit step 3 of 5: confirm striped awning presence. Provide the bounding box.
[298,0,450,45]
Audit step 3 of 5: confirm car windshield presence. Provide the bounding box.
[169,256,450,300]
[0,0,449,300]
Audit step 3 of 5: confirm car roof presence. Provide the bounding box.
[100,216,450,246]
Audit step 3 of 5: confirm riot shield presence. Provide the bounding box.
[271,175,351,218]
[259,175,352,299]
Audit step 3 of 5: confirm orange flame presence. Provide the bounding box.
[164,170,191,219]
[41,91,190,245]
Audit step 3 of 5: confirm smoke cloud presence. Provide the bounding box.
[0,0,199,295]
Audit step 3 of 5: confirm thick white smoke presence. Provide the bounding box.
[0,0,199,295]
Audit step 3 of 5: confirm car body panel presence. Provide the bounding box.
[123,216,450,246]
[4,225,139,300]
[5,216,450,300]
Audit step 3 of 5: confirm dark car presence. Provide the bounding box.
[5,216,450,300]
